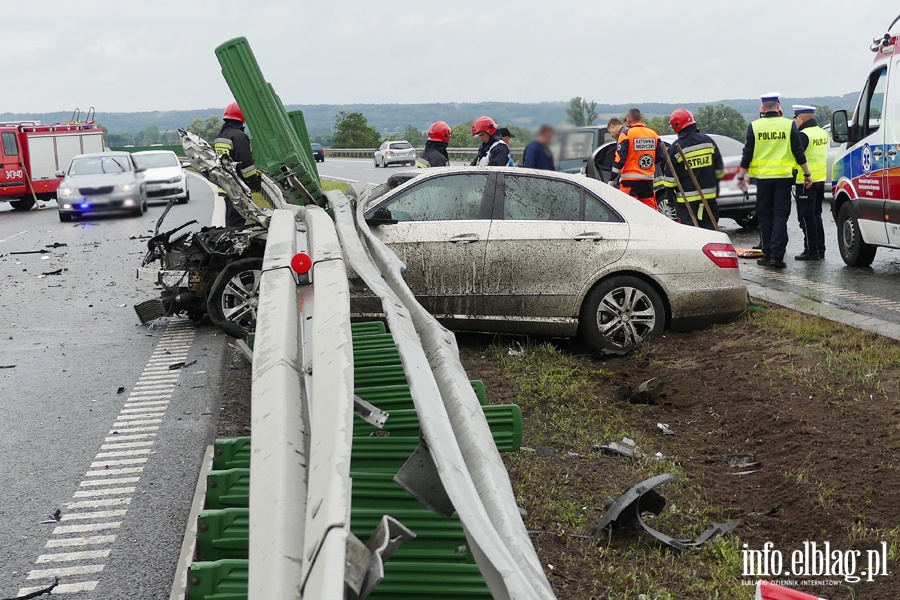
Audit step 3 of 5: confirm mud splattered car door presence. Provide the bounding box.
[481,173,629,330]
[368,171,495,316]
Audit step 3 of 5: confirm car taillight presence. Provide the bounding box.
[702,243,739,268]
[722,166,740,181]
[385,150,393,155]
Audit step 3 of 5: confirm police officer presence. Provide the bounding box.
[737,93,812,268]
[661,109,724,230]
[418,121,451,168]
[471,116,510,167]
[214,102,260,227]
[611,108,666,210]
[791,105,827,260]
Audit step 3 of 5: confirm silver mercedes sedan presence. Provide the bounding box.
[353,167,748,352]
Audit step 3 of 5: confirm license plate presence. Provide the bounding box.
[148,184,163,192]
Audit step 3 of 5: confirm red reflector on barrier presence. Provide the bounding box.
[291,252,312,275]
[702,243,739,268]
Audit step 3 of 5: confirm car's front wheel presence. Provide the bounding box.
[580,276,665,353]
[207,257,264,338]
[10,199,35,211]
[837,201,877,267]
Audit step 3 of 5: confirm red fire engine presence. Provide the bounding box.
[0,113,106,211]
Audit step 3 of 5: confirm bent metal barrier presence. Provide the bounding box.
[177,201,555,598]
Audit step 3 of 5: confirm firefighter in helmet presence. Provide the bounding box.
[418,121,452,168]
[470,116,510,167]
[214,102,260,227]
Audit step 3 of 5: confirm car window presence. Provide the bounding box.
[2,132,18,156]
[708,134,744,156]
[860,66,888,138]
[133,153,178,169]
[559,131,595,161]
[584,193,620,222]
[382,173,488,222]
[390,142,412,150]
[69,156,132,175]
[504,175,581,221]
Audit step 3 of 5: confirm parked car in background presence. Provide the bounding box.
[311,143,325,163]
[132,150,189,204]
[586,133,759,228]
[374,141,416,167]
[56,152,148,222]
[551,125,611,174]
[355,167,747,352]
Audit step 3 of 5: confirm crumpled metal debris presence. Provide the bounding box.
[728,453,761,476]
[594,474,738,551]
[657,422,674,435]
[507,342,526,357]
[595,437,667,461]
[40,509,62,524]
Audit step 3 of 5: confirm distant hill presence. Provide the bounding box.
[1,94,858,137]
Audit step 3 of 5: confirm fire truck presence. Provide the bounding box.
[830,14,900,266]
[0,113,106,211]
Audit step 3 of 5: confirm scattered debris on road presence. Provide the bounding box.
[0,365,16,369]
[2,577,58,599]
[44,242,67,249]
[8,250,49,255]
[117,386,126,394]
[169,359,198,370]
[39,268,66,277]
[39,509,62,524]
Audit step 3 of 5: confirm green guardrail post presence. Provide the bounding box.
[214,36,324,205]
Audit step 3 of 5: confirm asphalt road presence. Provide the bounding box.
[0,173,230,599]
[318,158,900,326]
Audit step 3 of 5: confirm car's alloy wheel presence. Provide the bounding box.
[580,276,665,352]
[207,257,264,337]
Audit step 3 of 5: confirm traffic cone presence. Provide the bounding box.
[755,580,826,600]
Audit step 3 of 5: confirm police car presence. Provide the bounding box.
[830,14,900,266]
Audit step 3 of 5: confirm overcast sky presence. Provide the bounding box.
[6,0,899,113]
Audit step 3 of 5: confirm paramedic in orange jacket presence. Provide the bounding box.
[611,108,666,210]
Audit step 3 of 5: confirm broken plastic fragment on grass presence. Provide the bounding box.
[657,422,674,435]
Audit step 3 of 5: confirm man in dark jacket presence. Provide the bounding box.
[214,102,260,227]
[661,109,724,229]
[418,121,451,168]
[470,116,510,167]
[523,125,555,170]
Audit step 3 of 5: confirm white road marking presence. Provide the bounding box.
[36,549,111,563]
[67,498,132,509]
[61,509,128,521]
[72,488,135,499]
[17,322,196,595]
[0,229,29,243]
[94,448,153,458]
[45,535,116,548]
[100,441,155,450]
[85,467,144,477]
[26,564,104,579]
[79,477,140,487]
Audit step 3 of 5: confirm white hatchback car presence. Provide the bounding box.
[374,140,417,168]
[356,167,748,351]
[132,150,190,204]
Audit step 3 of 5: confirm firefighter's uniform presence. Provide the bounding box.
[215,121,260,227]
[739,93,810,267]
[792,105,828,260]
[612,123,665,210]
[661,124,724,230]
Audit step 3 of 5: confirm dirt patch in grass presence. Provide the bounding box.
[457,306,900,599]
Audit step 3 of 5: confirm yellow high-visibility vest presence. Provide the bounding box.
[748,117,796,179]
[797,125,828,183]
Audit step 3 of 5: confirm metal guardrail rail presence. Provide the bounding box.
[178,195,555,599]
[324,147,526,160]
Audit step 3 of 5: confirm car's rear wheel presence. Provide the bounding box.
[580,276,665,353]
[837,201,877,267]
[207,257,264,338]
[10,199,35,211]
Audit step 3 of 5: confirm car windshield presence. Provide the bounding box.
[390,142,412,150]
[311,144,323,150]
[708,135,744,156]
[133,153,179,169]
[69,156,131,175]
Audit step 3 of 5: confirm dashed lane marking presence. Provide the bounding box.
[17,321,195,597]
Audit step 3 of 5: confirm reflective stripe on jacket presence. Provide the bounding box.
[748,116,796,179]
[661,125,724,202]
[215,121,259,180]
[797,124,828,183]
[613,123,663,181]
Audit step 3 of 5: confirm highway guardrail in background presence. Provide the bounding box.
[176,193,555,599]
[324,147,526,161]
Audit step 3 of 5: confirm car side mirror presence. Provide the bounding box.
[180,160,192,168]
[365,207,397,226]
[55,170,65,178]
[831,110,850,144]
